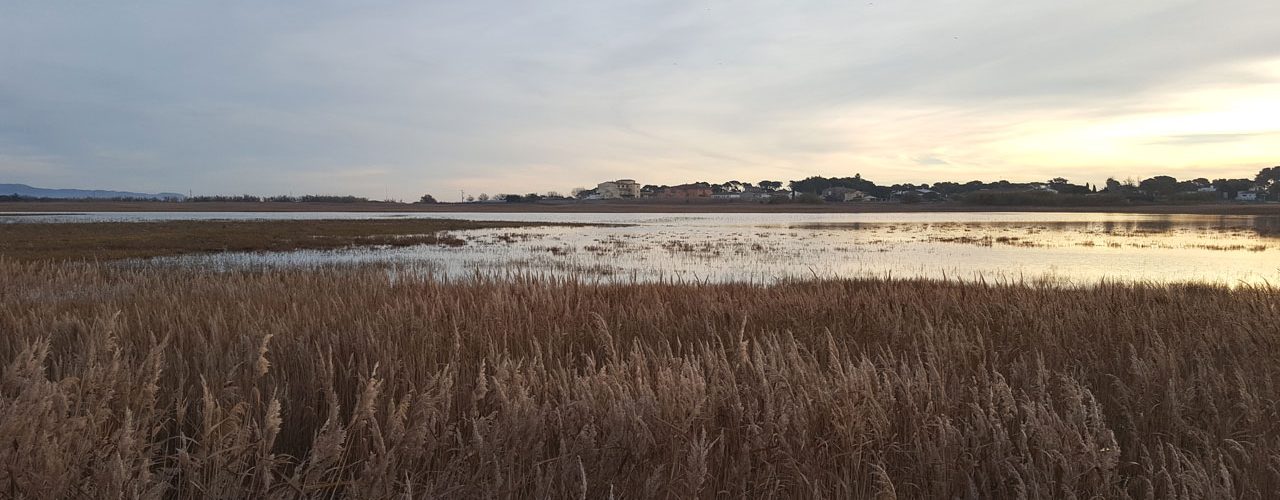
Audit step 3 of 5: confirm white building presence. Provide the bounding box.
[596,179,640,199]
[1236,191,1260,202]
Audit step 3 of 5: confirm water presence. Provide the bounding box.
[5,211,1279,285]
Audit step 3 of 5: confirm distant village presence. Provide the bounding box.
[5,167,1277,206]
[462,166,1280,206]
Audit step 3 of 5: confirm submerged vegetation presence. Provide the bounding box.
[0,219,586,262]
[1,260,1278,498]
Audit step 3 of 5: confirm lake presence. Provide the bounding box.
[4,211,1278,285]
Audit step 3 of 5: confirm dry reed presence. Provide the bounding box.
[1,259,1278,498]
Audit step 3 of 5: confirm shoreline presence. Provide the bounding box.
[3,200,1279,216]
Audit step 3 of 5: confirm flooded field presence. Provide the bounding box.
[8,211,1274,285]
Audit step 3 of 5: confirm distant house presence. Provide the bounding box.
[822,187,876,202]
[596,179,640,199]
[845,190,873,201]
[1236,191,1261,202]
[821,187,854,201]
[1197,186,1218,193]
[661,184,713,198]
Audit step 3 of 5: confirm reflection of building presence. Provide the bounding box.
[661,184,713,198]
[596,179,640,199]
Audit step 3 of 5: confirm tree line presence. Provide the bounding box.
[570,166,1277,204]
[5,167,1274,205]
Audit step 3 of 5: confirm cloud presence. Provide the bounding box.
[1,0,1278,197]
[911,155,951,166]
[1148,133,1277,146]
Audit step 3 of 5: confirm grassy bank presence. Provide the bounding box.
[1,261,1277,498]
[0,219,582,262]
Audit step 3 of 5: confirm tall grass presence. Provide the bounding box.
[1,259,1278,498]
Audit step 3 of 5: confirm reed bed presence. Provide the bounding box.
[1,259,1278,498]
[0,219,587,262]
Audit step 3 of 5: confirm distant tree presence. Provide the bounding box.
[465,195,475,202]
[1257,166,1280,196]
[1211,178,1256,199]
[758,180,783,191]
[188,194,262,202]
[298,195,368,203]
[1174,177,1211,193]
[930,182,963,196]
[545,191,561,198]
[788,177,825,194]
[789,176,882,196]
[1138,176,1179,196]
[477,193,490,202]
[417,194,438,204]
[570,187,588,196]
[1047,178,1090,195]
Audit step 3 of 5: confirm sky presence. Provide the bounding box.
[2,1,1278,200]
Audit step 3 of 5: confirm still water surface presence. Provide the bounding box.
[4,211,1278,285]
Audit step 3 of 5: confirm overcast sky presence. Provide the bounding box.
[2,1,1278,199]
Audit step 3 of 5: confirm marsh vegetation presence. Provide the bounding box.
[2,260,1278,497]
[3,214,1280,498]
[0,219,583,262]
[100,213,1280,286]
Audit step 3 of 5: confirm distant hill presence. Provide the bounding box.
[0,183,185,201]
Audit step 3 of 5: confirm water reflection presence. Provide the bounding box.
[94,211,1280,287]
[788,215,1280,238]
